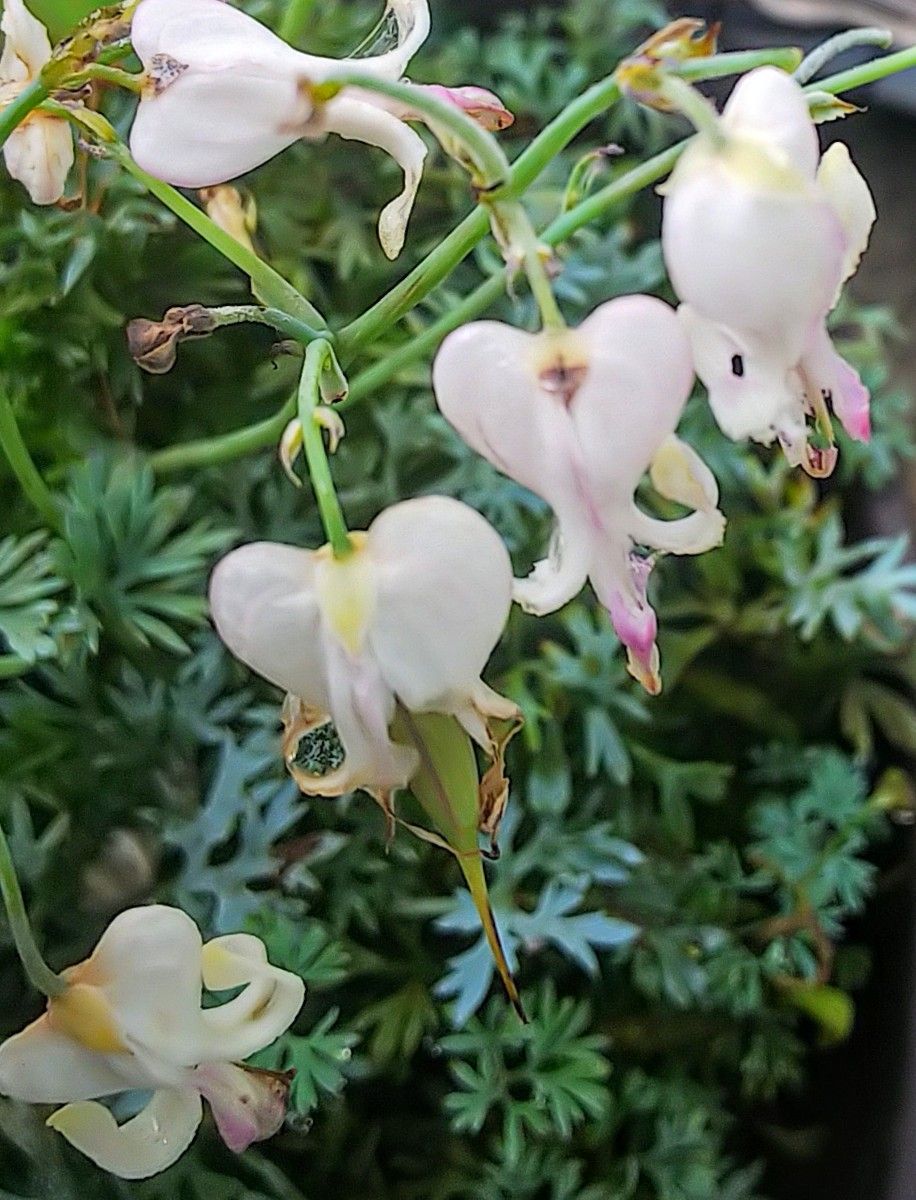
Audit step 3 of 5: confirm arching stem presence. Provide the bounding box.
[297,341,352,559]
[0,822,66,998]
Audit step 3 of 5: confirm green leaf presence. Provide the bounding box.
[0,532,63,662]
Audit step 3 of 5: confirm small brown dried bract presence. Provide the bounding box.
[633,18,719,66]
[478,712,523,855]
[616,19,720,111]
[127,305,218,375]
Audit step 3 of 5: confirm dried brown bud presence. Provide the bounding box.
[126,304,219,374]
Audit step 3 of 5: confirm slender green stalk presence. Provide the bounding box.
[153,141,684,469]
[65,63,144,91]
[0,392,63,535]
[279,0,318,44]
[543,142,685,245]
[0,822,66,998]
[0,79,49,151]
[150,398,296,474]
[343,142,686,405]
[200,305,324,346]
[795,28,893,85]
[658,75,726,146]
[148,44,916,474]
[336,44,809,355]
[297,342,352,558]
[47,101,328,330]
[813,44,916,95]
[108,144,328,328]
[337,208,489,357]
[677,46,803,80]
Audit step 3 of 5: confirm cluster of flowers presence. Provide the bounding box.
[0,0,877,1181]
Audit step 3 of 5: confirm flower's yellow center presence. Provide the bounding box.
[315,534,375,655]
[48,983,127,1054]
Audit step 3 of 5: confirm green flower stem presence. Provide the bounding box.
[203,305,325,345]
[657,75,726,146]
[148,44,916,474]
[337,44,806,356]
[814,43,916,95]
[297,341,352,558]
[0,391,63,535]
[677,46,804,80]
[325,71,564,329]
[279,0,318,44]
[0,822,66,998]
[150,397,296,475]
[343,141,685,405]
[0,79,49,151]
[108,144,328,329]
[337,207,490,357]
[65,63,144,91]
[152,141,684,471]
[95,39,135,67]
[795,28,893,85]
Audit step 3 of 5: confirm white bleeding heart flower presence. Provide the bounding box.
[129,0,512,259]
[209,496,517,799]
[432,296,726,694]
[662,66,877,475]
[0,0,74,204]
[0,906,304,1179]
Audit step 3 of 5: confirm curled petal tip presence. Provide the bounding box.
[846,409,872,443]
[195,1063,293,1155]
[415,84,514,132]
[803,442,839,479]
[626,647,663,696]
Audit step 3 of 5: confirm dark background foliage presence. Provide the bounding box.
[0,1,914,1198]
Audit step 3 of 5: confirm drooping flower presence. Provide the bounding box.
[662,66,877,475]
[210,496,517,802]
[0,0,74,204]
[432,296,726,694]
[210,496,523,1011]
[0,906,304,1179]
[129,0,512,259]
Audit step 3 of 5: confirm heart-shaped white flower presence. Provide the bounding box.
[0,906,304,1179]
[432,295,725,694]
[209,496,516,798]
[662,66,876,474]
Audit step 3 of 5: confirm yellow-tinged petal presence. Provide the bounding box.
[48,1089,203,1180]
[315,535,375,656]
[816,141,877,297]
[48,984,128,1055]
[0,1014,130,1104]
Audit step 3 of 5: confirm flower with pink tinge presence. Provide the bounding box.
[0,907,303,1179]
[129,0,512,258]
[432,295,726,694]
[662,66,877,474]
